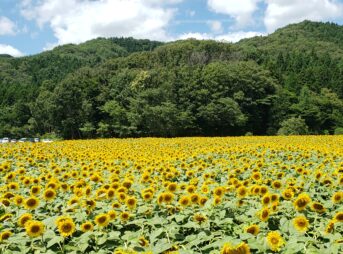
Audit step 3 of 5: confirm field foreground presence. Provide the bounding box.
[0,136,342,254]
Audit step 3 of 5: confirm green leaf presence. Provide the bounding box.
[152,239,173,254]
[97,236,107,245]
[108,231,120,240]
[47,236,64,248]
[149,228,164,244]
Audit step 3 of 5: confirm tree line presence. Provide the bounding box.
[0,21,343,139]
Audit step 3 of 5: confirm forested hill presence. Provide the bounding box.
[1,20,343,139]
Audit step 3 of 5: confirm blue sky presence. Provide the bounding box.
[1,0,343,56]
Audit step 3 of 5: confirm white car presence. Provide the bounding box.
[2,137,10,143]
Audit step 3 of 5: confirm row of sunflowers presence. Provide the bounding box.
[0,136,342,253]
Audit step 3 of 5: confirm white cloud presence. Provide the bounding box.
[207,0,261,27]
[178,31,265,42]
[0,44,24,57]
[0,16,17,35]
[216,31,265,42]
[20,0,181,46]
[178,32,211,40]
[145,0,183,4]
[208,20,223,33]
[264,0,343,32]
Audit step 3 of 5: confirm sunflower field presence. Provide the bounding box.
[0,136,342,254]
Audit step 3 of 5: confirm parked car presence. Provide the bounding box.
[42,139,53,143]
[2,137,10,143]
[19,138,28,142]
[34,138,40,143]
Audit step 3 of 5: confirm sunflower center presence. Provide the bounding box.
[314,204,323,210]
[45,191,54,198]
[27,199,37,206]
[298,221,305,227]
[21,217,30,224]
[2,233,11,240]
[271,238,279,244]
[31,225,40,233]
[98,217,106,223]
[297,199,307,207]
[62,224,72,232]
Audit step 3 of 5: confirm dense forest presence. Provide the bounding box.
[1,21,343,139]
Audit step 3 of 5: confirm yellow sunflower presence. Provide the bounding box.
[246,224,260,236]
[213,196,222,206]
[179,195,191,207]
[293,215,309,233]
[94,213,110,227]
[193,213,207,224]
[24,196,40,210]
[138,236,149,247]
[14,195,24,206]
[142,192,153,201]
[221,242,251,254]
[259,207,270,222]
[282,189,294,200]
[112,201,121,209]
[261,194,271,206]
[213,186,225,197]
[198,196,208,206]
[125,197,137,210]
[167,183,178,192]
[25,220,45,238]
[332,192,342,204]
[201,185,209,194]
[117,192,127,203]
[30,185,41,196]
[162,192,174,204]
[120,211,130,222]
[108,210,117,220]
[43,188,57,201]
[310,202,326,213]
[80,221,93,232]
[0,230,12,242]
[293,193,311,211]
[272,180,282,189]
[0,213,12,222]
[56,217,76,237]
[334,211,343,222]
[84,199,96,210]
[107,188,116,199]
[189,193,199,204]
[266,231,285,252]
[325,220,335,234]
[0,198,10,207]
[236,186,248,198]
[18,213,33,227]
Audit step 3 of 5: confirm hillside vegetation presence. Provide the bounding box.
[1,21,343,139]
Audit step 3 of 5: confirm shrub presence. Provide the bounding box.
[277,117,309,136]
[334,127,343,135]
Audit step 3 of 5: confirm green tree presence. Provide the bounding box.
[277,117,309,135]
[197,98,247,135]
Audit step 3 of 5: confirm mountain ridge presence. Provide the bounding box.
[1,20,342,138]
